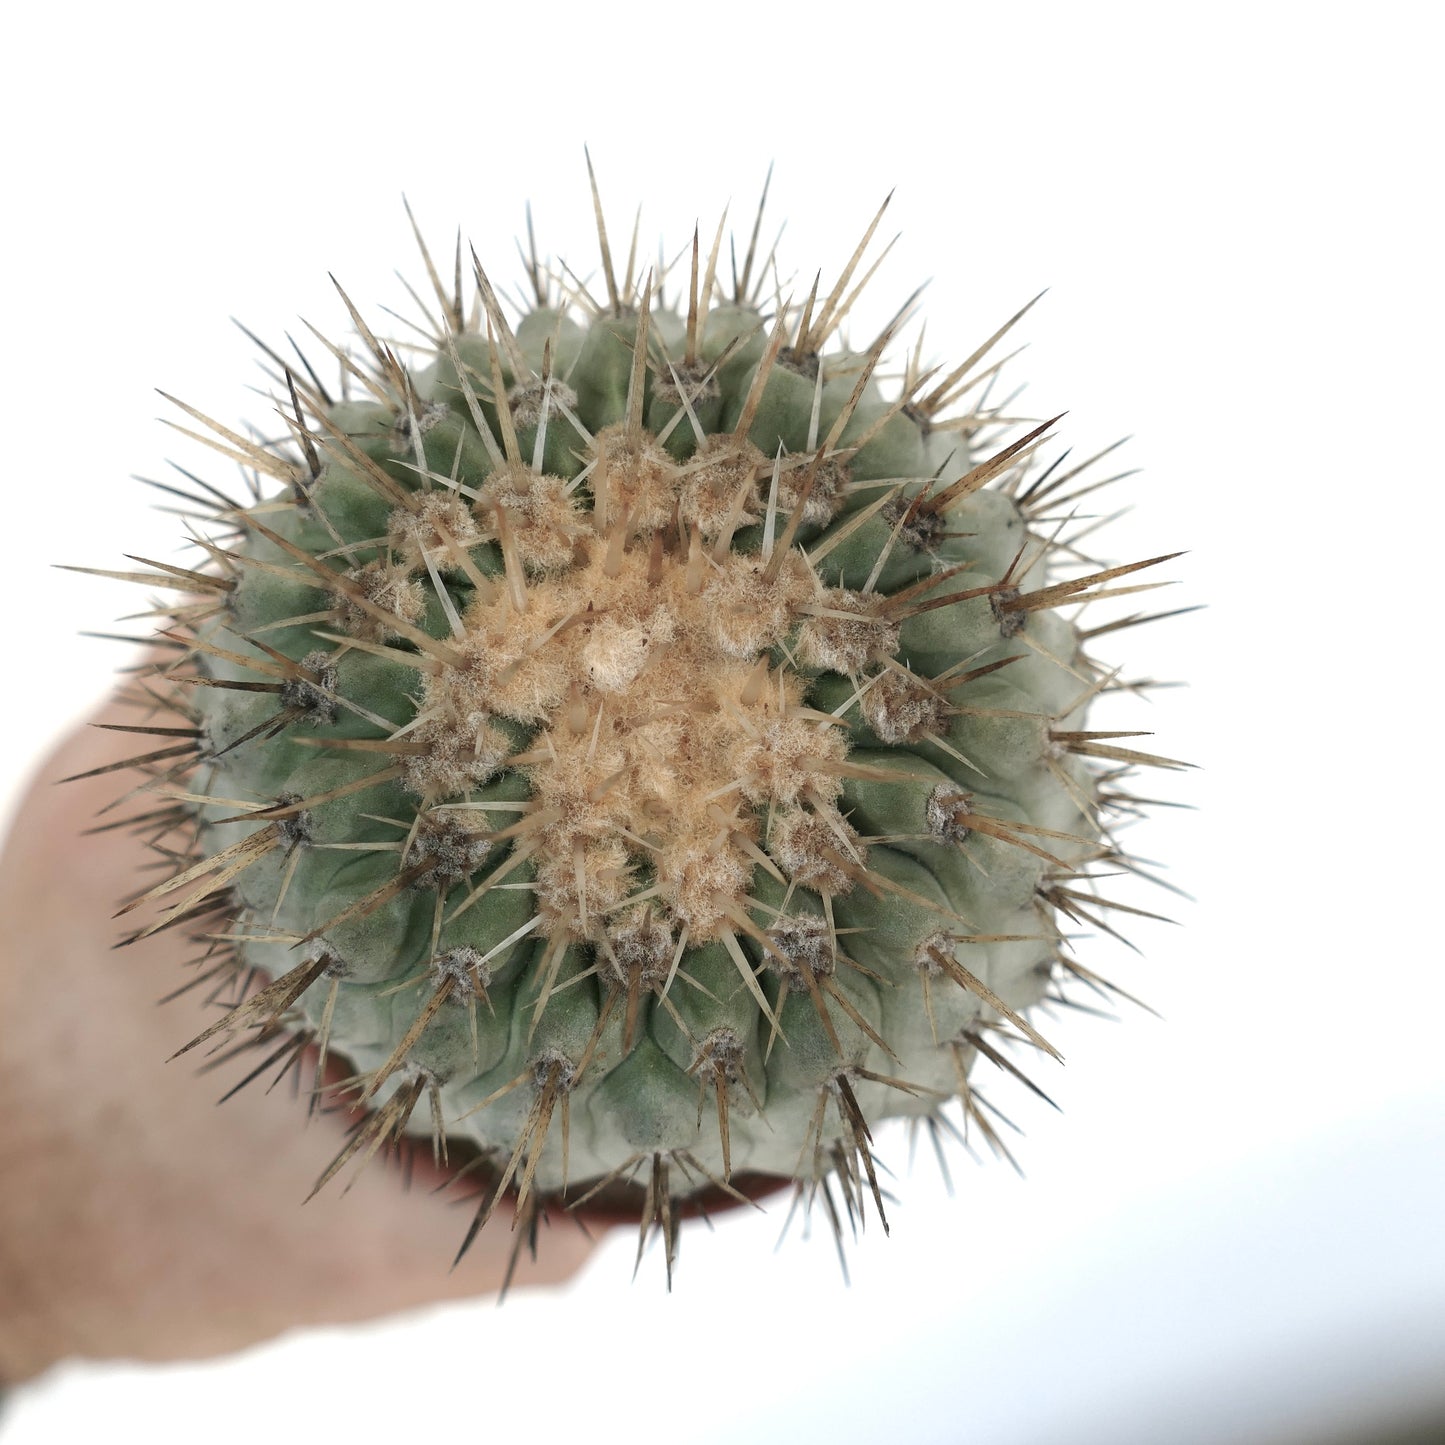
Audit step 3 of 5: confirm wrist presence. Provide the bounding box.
[0,1151,73,1384]
[0,898,83,1387]
[0,1297,66,1386]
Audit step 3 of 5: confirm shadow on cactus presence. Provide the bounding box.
[76,161,1190,1287]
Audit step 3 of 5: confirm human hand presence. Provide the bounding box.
[0,710,597,1384]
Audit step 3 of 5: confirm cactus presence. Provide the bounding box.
[80,166,1185,1282]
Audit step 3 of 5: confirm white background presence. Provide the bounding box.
[3,2,1442,1441]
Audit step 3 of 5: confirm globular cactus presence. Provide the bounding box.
[81,167,1185,1282]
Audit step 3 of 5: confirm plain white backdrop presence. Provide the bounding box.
[3,2,1441,1441]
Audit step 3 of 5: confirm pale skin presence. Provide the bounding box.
[0,713,598,1385]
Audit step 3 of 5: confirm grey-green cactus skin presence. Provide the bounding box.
[100,186,1181,1269]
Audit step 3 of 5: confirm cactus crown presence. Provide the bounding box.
[82,164,1186,1283]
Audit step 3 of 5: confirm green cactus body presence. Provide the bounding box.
[100,180,1182,1276]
